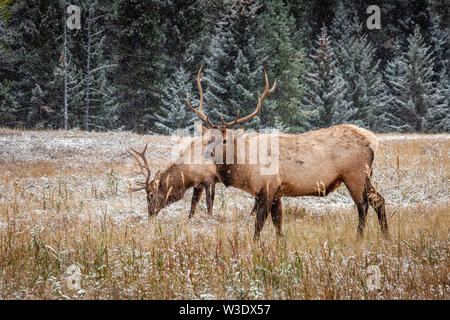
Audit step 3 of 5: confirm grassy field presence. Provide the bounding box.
[0,128,448,299]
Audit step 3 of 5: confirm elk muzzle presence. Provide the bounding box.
[147,201,161,217]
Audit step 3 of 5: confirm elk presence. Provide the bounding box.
[127,67,259,218]
[126,68,235,217]
[188,68,388,240]
[128,142,220,218]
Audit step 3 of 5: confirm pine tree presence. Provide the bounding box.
[0,0,62,128]
[257,0,306,132]
[0,9,18,126]
[426,6,449,79]
[204,0,265,129]
[154,66,198,134]
[79,0,118,131]
[106,0,168,132]
[159,0,207,76]
[0,80,19,126]
[384,26,438,132]
[330,3,389,130]
[303,27,354,129]
[426,69,449,132]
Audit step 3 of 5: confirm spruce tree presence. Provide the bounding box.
[45,1,84,130]
[426,7,449,79]
[0,0,13,23]
[204,0,265,129]
[0,10,18,126]
[106,0,168,132]
[78,0,118,131]
[154,66,198,134]
[303,27,354,129]
[0,0,62,128]
[426,69,449,132]
[384,26,438,132]
[257,0,306,132]
[0,81,19,126]
[159,0,207,76]
[330,3,389,130]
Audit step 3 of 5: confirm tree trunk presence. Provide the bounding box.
[63,3,69,130]
[85,8,92,131]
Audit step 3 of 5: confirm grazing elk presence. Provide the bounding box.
[128,67,259,218]
[187,68,388,240]
[128,142,220,217]
[127,71,246,217]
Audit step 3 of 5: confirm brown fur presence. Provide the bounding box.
[129,137,221,217]
[184,67,386,240]
[150,160,220,216]
[209,124,388,240]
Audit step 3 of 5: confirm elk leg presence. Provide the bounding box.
[189,184,204,218]
[356,196,369,239]
[343,174,368,239]
[205,182,215,216]
[366,178,389,239]
[254,191,271,241]
[250,199,258,216]
[270,198,283,237]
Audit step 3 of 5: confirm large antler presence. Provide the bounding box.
[186,66,216,128]
[128,144,151,192]
[220,71,276,128]
[187,67,276,129]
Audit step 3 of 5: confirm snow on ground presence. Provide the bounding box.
[0,128,448,225]
[378,133,450,141]
[0,129,173,165]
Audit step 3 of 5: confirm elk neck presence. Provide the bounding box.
[157,162,217,202]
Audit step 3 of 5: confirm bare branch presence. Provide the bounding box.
[89,64,118,74]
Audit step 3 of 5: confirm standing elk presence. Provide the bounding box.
[128,66,258,218]
[187,67,388,240]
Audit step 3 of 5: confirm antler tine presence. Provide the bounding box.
[186,93,215,128]
[220,110,240,127]
[197,66,204,113]
[128,149,143,168]
[223,71,276,128]
[186,66,217,128]
[128,144,151,190]
[131,185,147,192]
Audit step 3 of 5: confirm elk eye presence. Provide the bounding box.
[223,139,227,144]
[149,193,155,199]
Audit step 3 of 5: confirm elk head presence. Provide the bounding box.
[128,144,173,216]
[186,66,276,161]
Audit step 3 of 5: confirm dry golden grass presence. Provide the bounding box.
[0,129,448,299]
